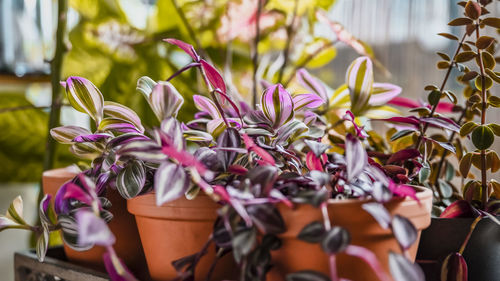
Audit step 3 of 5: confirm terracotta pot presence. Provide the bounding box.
[128,193,238,281]
[42,168,149,279]
[267,186,433,281]
[417,217,500,281]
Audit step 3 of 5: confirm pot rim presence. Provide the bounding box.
[323,184,432,205]
[42,166,79,178]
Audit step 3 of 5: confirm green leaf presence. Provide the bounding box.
[487,123,500,137]
[462,71,479,82]
[455,51,476,63]
[438,179,453,198]
[7,196,27,226]
[485,69,500,83]
[428,90,441,106]
[460,121,478,137]
[437,61,450,69]
[297,221,326,243]
[488,95,500,107]
[472,125,494,150]
[286,270,330,281]
[419,162,430,183]
[475,75,493,91]
[438,33,459,41]
[437,52,450,61]
[443,91,457,104]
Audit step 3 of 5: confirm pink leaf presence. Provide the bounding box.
[200,59,227,94]
[440,200,479,218]
[242,134,275,165]
[163,38,200,62]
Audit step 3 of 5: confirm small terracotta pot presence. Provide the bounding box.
[128,193,238,281]
[42,168,149,279]
[267,186,433,281]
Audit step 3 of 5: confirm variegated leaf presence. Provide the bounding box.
[155,162,189,206]
[193,95,222,119]
[149,81,184,121]
[103,101,144,133]
[296,68,328,102]
[51,126,92,144]
[116,160,146,199]
[369,83,402,106]
[117,140,167,163]
[98,118,141,134]
[65,77,104,124]
[346,57,373,114]
[36,229,49,262]
[184,130,213,142]
[345,134,367,181]
[261,84,294,128]
[329,84,351,108]
[160,118,185,151]
[293,93,325,111]
[6,196,27,225]
[136,76,157,99]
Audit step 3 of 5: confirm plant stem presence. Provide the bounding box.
[474,23,488,209]
[251,0,263,109]
[42,0,67,174]
[282,41,336,87]
[434,108,467,196]
[458,216,481,254]
[277,0,299,84]
[320,203,339,281]
[415,33,467,150]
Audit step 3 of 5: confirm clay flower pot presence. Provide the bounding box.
[128,193,238,281]
[417,217,500,281]
[42,168,149,278]
[267,186,433,281]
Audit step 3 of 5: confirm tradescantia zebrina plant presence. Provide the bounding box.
[0,36,428,281]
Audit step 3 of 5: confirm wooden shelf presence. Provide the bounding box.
[0,73,51,84]
[14,247,109,281]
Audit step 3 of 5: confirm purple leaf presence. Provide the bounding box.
[293,93,325,111]
[160,118,186,151]
[63,182,93,206]
[242,134,275,165]
[50,126,92,144]
[103,101,144,133]
[343,110,368,138]
[99,119,141,134]
[65,76,104,124]
[261,84,295,129]
[193,95,222,119]
[388,252,425,281]
[163,38,200,62]
[362,202,392,229]
[346,56,373,114]
[160,138,208,176]
[117,140,167,163]
[386,148,420,164]
[440,200,480,218]
[374,116,420,127]
[106,133,149,148]
[441,252,467,281]
[76,210,115,247]
[149,81,184,121]
[155,162,189,206]
[296,68,328,102]
[200,59,227,94]
[345,134,367,181]
[72,133,112,143]
[345,245,392,281]
[369,83,402,106]
[246,204,285,234]
[388,182,418,201]
[391,215,417,250]
[420,116,460,133]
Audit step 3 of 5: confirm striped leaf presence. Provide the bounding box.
[184,130,213,142]
[117,140,167,163]
[296,68,328,102]
[6,196,27,225]
[51,126,92,144]
[441,253,467,281]
[70,142,103,159]
[149,82,184,121]
[98,118,141,134]
[160,118,185,151]
[329,84,350,108]
[193,95,222,119]
[116,160,146,199]
[369,83,402,106]
[293,93,324,111]
[65,77,104,124]
[345,134,367,181]
[346,57,374,114]
[103,101,144,133]
[35,229,49,262]
[58,214,93,251]
[155,162,189,206]
[261,84,295,129]
[136,76,157,99]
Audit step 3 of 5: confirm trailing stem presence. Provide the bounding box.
[251,0,263,109]
[321,203,339,281]
[415,33,467,150]
[458,216,482,255]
